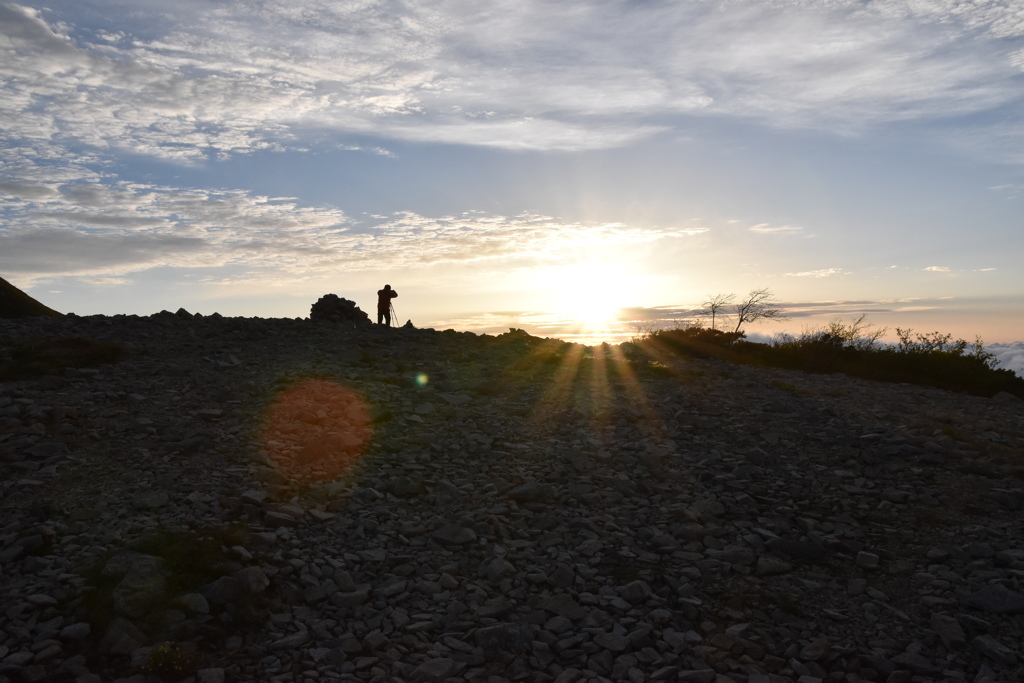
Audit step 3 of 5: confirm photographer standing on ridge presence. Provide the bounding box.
[376,284,398,326]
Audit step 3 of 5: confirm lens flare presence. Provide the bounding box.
[262,378,371,481]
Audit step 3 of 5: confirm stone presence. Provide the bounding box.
[549,563,575,588]
[175,593,210,615]
[675,523,707,541]
[891,652,939,674]
[964,584,1024,614]
[24,442,68,459]
[756,556,792,576]
[720,545,755,566]
[270,630,310,650]
[930,613,967,649]
[234,566,270,594]
[431,524,477,546]
[536,594,588,620]
[264,510,299,527]
[331,585,371,607]
[856,551,880,569]
[99,617,146,655]
[130,490,169,509]
[58,623,91,640]
[594,631,630,652]
[196,669,226,683]
[391,476,424,497]
[799,637,830,662]
[507,482,556,503]
[769,539,830,563]
[201,576,242,605]
[474,623,538,653]
[620,579,652,604]
[972,635,1017,666]
[112,568,168,619]
[411,657,456,682]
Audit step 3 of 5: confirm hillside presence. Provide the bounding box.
[1,312,1022,683]
[0,276,60,319]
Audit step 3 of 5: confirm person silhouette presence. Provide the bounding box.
[376,284,398,326]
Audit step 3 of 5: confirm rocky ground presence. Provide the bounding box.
[1,312,1023,683]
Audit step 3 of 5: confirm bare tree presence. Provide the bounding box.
[701,293,735,330]
[732,288,787,333]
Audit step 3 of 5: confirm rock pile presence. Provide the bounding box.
[309,295,371,326]
[0,313,1022,683]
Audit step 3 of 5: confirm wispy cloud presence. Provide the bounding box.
[750,224,803,234]
[785,267,847,277]
[3,0,1023,161]
[924,265,951,272]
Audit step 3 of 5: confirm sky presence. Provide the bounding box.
[1,0,1023,370]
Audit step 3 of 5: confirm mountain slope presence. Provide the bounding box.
[0,275,60,318]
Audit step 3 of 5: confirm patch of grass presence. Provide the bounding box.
[130,523,253,595]
[0,336,128,380]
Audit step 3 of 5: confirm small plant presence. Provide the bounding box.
[142,642,192,680]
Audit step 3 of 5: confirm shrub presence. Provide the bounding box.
[646,327,746,359]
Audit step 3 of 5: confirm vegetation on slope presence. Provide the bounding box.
[630,317,1024,399]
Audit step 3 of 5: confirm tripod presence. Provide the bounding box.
[389,302,397,327]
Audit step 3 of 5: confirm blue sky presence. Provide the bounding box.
[1,1,1022,365]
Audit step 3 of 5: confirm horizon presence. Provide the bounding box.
[11,286,1024,378]
[2,1,1022,365]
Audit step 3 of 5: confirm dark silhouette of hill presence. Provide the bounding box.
[0,275,60,318]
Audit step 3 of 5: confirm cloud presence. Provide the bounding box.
[0,229,207,275]
[785,267,847,278]
[990,342,1024,378]
[0,181,59,199]
[924,265,951,272]
[750,224,803,234]
[0,173,703,284]
[2,0,1023,160]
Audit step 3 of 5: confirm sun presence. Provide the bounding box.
[537,261,639,329]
